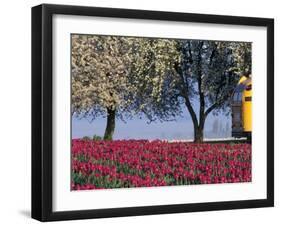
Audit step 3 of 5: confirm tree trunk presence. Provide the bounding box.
[194,114,205,143]
[103,108,116,140]
[192,42,205,143]
[184,101,205,143]
[194,126,204,143]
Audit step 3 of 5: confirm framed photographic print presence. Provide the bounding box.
[31,4,274,221]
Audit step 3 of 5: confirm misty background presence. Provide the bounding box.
[72,104,231,140]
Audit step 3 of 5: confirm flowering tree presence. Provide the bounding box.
[72,35,135,140]
[129,39,251,142]
[172,40,252,142]
[72,35,181,140]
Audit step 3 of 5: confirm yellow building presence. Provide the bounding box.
[231,75,252,140]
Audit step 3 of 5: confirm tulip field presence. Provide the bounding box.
[71,139,251,190]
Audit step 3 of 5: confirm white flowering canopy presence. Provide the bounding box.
[72,35,132,119]
[71,34,181,122]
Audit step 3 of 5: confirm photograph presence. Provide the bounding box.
[30,3,274,221]
[71,34,252,190]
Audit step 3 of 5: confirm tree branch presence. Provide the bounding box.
[204,92,231,118]
[175,62,199,128]
[182,91,199,128]
[204,103,218,117]
[209,44,217,65]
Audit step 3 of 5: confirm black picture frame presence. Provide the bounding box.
[32,3,274,222]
